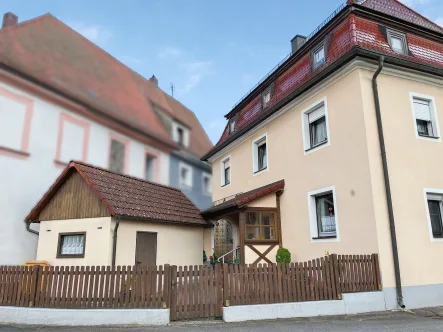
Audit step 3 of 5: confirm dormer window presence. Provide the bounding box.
[229,118,236,134]
[387,30,407,54]
[261,84,274,109]
[313,45,325,69]
[172,122,189,147]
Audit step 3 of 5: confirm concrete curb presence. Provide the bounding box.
[0,307,170,326]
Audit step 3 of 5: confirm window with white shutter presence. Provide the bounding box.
[302,98,330,154]
[410,94,440,141]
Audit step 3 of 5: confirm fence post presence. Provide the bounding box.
[330,254,341,299]
[28,266,40,307]
[372,254,382,291]
[223,264,230,307]
[169,265,177,321]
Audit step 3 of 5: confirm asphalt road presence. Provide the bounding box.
[1,311,442,331]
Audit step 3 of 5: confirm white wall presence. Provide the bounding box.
[0,80,170,265]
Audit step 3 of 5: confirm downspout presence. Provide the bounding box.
[112,216,121,267]
[26,222,39,236]
[372,56,405,309]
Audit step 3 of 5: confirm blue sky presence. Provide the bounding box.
[2,0,443,144]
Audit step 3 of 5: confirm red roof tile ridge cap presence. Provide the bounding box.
[70,160,183,193]
[0,13,52,33]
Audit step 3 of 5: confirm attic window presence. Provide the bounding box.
[387,30,407,54]
[262,84,274,109]
[313,45,325,69]
[229,117,236,134]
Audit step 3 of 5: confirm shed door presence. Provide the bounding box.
[135,232,157,266]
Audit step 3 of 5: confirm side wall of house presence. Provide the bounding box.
[0,80,170,265]
[360,67,443,308]
[36,217,113,266]
[113,218,205,267]
[169,154,212,210]
[211,66,380,263]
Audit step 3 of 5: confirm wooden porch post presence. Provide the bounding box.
[277,191,283,248]
[239,211,246,265]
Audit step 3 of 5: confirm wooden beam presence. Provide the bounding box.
[247,244,276,265]
[239,212,246,265]
[276,191,283,248]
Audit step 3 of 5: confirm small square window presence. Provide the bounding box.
[426,192,443,239]
[313,45,325,69]
[411,94,440,140]
[387,30,407,54]
[179,162,193,188]
[57,233,86,258]
[252,134,268,174]
[221,157,231,187]
[202,173,212,195]
[245,211,278,241]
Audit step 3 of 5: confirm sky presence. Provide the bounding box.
[2,0,443,144]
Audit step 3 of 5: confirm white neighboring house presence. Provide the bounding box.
[0,12,213,265]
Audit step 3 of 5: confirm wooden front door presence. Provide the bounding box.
[135,232,157,266]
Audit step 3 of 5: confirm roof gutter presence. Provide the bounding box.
[372,55,405,309]
[111,215,121,267]
[26,221,39,236]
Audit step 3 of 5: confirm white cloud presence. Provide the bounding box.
[436,17,443,27]
[398,0,432,8]
[158,47,183,59]
[178,61,215,96]
[67,22,111,44]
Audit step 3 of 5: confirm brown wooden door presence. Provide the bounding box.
[135,232,157,266]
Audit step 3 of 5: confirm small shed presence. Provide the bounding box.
[25,161,212,267]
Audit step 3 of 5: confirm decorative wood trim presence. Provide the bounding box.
[56,232,86,258]
[276,191,283,247]
[245,240,279,245]
[248,244,276,265]
[239,211,246,265]
[245,207,278,212]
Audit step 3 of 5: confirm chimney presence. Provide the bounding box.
[149,75,158,87]
[291,35,307,54]
[2,12,18,29]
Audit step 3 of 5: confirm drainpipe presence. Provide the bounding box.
[372,55,405,309]
[26,222,39,236]
[112,216,121,267]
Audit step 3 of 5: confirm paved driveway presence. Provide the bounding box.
[0,311,442,331]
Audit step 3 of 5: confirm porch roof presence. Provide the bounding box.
[201,180,285,218]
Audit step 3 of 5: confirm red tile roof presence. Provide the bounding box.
[25,161,209,226]
[0,14,213,158]
[201,180,285,216]
[204,0,443,159]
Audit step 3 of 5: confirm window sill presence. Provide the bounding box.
[0,146,30,160]
[305,140,328,153]
[312,235,337,240]
[221,183,231,188]
[418,134,440,139]
[180,183,193,190]
[56,254,85,259]
[433,235,443,239]
[253,167,268,175]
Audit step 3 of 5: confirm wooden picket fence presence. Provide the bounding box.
[0,254,382,321]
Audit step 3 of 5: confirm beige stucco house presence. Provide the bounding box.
[201,0,443,310]
[25,161,213,267]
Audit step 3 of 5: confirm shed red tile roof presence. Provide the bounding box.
[0,14,213,158]
[25,161,209,226]
[203,0,443,160]
[201,180,285,216]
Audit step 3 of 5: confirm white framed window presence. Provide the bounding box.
[387,29,407,54]
[252,133,268,175]
[220,156,231,187]
[410,93,440,141]
[109,139,126,173]
[179,162,193,188]
[313,44,325,69]
[202,173,212,195]
[301,97,330,154]
[262,87,272,109]
[172,122,190,147]
[423,189,443,242]
[308,186,339,242]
